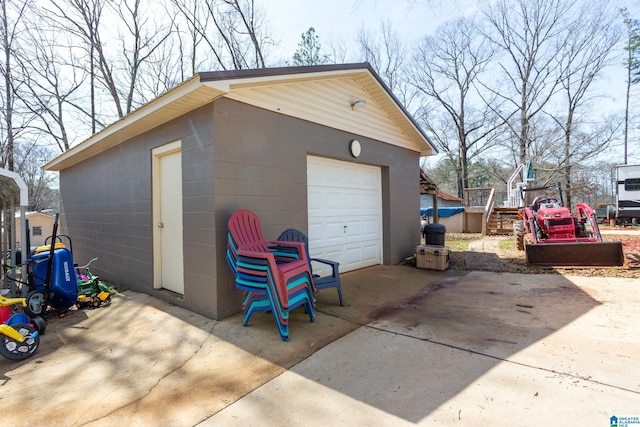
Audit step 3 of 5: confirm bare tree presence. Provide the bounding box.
[3,0,278,159]
[622,8,640,166]
[482,0,574,165]
[109,0,173,114]
[549,0,622,207]
[410,16,503,198]
[43,0,115,124]
[164,0,207,78]
[134,24,190,99]
[0,0,30,170]
[13,25,90,153]
[222,0,269,67]
[170,0,272,70]
[357,21,414,108]
[14,143,59,211]
[44,0,173,122]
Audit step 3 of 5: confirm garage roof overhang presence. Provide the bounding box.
[44,63,436,171]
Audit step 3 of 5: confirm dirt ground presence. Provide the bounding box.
[449,231,640,279]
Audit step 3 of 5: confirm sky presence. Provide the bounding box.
[263,0,627,95]
[261,0,633,108]
[264,0,478,62]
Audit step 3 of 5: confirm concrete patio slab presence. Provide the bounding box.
[204,326,637,426]
[1,266,638,426]
[202,271,640,426]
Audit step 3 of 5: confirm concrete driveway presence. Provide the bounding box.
[1,265,639,426]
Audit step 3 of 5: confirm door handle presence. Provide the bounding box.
[158,223,164,228]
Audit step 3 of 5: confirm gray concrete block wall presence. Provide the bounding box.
[59,139,153,291]
[181,109,217,319]
[59,106,218,318]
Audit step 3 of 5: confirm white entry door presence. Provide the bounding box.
[152,141,184,294]
[307,156,382,273]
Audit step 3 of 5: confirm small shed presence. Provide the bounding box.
[44,63,437,320]
[15,211,56,247]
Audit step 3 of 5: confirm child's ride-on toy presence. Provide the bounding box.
[75,258,110,309]
[0,292,42,360]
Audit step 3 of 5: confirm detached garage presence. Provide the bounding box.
[44,63,437,320]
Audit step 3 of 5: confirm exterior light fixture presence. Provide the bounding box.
[350,99,366,110]
[349,139,362,158]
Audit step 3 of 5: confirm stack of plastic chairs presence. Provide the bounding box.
[226,209,316,341]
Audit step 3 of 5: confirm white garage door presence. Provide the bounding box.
[307,156,382,273]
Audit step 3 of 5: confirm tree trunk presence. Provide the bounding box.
[519,82,528,165]
[2,0,13,170]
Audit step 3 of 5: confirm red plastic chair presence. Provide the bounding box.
[228,209,303,263]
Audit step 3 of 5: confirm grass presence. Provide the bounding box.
[443,233,482,251]
[498,237,515,251]
[435,230,637,278]
[106,283,128,293]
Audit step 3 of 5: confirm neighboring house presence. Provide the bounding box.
[15,211,56,248]
[44,63,437,320]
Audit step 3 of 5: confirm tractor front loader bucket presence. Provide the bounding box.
[525,241,626,267]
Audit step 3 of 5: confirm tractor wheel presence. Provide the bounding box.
[514,220,525,251]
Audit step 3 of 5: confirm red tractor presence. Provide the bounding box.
[515,189,625,267]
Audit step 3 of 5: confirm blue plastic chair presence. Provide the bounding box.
[277,229,343,306]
